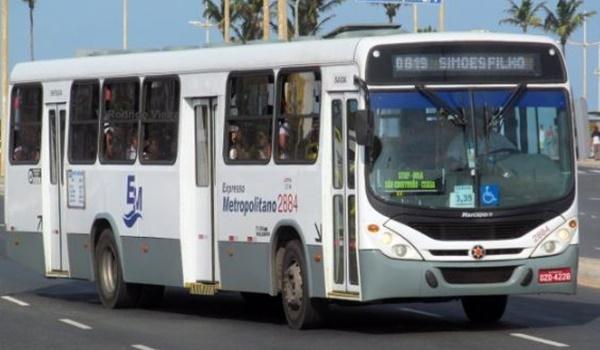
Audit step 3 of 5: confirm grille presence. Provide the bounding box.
[429,248,523,257]
[439,266,517,284]
[407,220,546,241]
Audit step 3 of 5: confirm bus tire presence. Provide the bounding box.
[137,285,165,308]
[94,229,141,309]
[461,295,508,324]
[280,240,325,329]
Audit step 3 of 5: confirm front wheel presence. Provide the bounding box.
[461,295,508,324]
[281,240,326,329]
[94,229,141,308]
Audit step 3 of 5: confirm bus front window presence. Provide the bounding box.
[368,89,574,210]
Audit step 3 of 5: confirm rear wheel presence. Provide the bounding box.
[94,229,141,308]
[461,295,508,324]
[281,240,326,329]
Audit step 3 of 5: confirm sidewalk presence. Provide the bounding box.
[579,159,600,168]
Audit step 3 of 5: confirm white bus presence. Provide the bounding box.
[4,29,579,329]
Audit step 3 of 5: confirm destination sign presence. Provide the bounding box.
[393,53,539,76]
[366,42,566,85]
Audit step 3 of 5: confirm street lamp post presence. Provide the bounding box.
[123,0,128,50]
[568,18,600,106]
[189,0,216,45]
[1,0,7,174]
[596,45,600,111]
[294,0,300,38]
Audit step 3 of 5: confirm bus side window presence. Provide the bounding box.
[10,84,43,164]
[275,70,321,164]
[100,79,140,164]
[141,76,180,164]
[69,81,100,164]
[225,72,274,164]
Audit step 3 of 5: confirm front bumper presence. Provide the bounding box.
[359,245,578,302]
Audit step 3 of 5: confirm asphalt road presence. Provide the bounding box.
[0,167,599,350]
[577,165,600,259]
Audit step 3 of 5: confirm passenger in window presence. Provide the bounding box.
[142,135,160,161]
[254,130,271,161]
[126,129,138,161]
[12,145,24,162]
[228,125,246,160]
[303,123,319,161]
[277,120,290,160]
[103,124,115,160]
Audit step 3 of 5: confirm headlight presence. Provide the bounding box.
[531,220,576,258]
[377,230,423,261]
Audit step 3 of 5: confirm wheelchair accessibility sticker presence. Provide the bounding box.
[480,185,500,207]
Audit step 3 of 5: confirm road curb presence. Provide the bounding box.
[578,257,600,289]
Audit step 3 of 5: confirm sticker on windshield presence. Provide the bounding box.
[481,185,500,207]
[380,170,444,194]
[449,185,475,208]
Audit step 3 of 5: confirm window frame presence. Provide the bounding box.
[139,75,181,166]
[68,79,101,165]
[274,67,322,166]
[9,83,43,166]
[99,77,141,165]
[223,70,275,166]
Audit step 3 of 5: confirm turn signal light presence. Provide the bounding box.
[568,219,577,229]
[368,224,380,233]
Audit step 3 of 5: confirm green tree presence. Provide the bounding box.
[418,25,437,33]
[289,0,345,37]
[21,0,36,61]
[381,4,401,24]
[499,0,545,33]
[204,0,269,43]
[543,0,596,52]
[234,0,266,42]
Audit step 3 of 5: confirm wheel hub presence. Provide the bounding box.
[283,260,303,310]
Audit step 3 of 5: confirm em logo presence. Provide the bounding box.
[123,175,143,228]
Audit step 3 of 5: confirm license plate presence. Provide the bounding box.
[538,268,572,284]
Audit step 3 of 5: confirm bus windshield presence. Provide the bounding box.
[368,89,574,210]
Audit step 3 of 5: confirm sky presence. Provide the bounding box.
[2,0,600,110]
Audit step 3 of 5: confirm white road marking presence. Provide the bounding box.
[132,345,158,350]
[511,333,569,348]
[59,318,92,330]
[589,198,600,201]
[1,296,30,307]
[591,215,598,220]
[590,169,600,175]
[594,247,600,251]
[399,307,443,319]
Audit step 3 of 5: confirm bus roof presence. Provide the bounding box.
[10,32,559,84]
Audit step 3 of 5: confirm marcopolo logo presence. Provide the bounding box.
[123,175,143,228]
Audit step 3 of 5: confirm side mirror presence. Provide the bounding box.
[355,109,372,146]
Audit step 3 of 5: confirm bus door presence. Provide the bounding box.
[47,103,68,273]
[192,98,217,282]
[330,93,361,295]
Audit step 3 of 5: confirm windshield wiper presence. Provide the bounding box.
[415,85,467,127]
[487,83,527,131]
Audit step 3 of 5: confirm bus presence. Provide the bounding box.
[3,29,578,329]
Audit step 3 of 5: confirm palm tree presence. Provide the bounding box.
[499,0,545,33]
[234,0,267,42]
[203,0,236,42]
[204,0,269,43]
[21,0,36,61]
[381,4,401,24]
[543,0,596,52]
[289,0,345,37]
